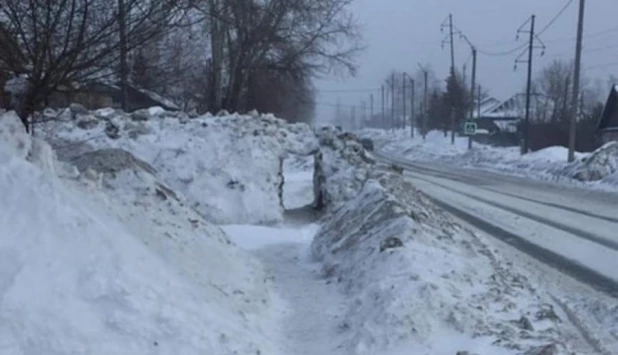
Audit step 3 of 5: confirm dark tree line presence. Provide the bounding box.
[0,0,362,131]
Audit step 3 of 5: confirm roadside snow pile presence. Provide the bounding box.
[313,126,375,210]
[363,128,618,189]
[561,142,618,183]
[0,114,282,354]
[312,167,579,355]
[40,107,319,225]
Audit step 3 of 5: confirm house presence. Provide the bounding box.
[467,93,553,146]
[47,82,180,112]
[597,85,618,143]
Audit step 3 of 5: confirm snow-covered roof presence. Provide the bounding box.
[135,87,180,111]
[3,76,29,95]
[480,93,552,120]
[598,85,618,131]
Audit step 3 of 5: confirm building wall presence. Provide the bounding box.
[602,131,618,144]
[48,91,116,110]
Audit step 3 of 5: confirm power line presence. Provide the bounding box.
[544,25,618,43]
[585,61,618,70]
[538,0,574,35]
[477,43,528,57]
[318,88,380,93]
[472,1,571,57]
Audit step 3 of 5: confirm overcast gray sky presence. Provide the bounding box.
[314,0,618,123]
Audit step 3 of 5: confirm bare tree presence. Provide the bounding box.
[190,0,362,114]
[535,59,574,123]
[0,0,182,131]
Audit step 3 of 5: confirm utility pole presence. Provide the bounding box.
[410,78,415,138]
[418,63,429,140]
[449,14,456,144]
[381,85,385,130]
[468,48,477,150]
[360,100,367,128]
[370,94,374,126]
[391,72,395,133]
[118,0,128,111]
[402,73,407,130]
[441,14,457,144]
[351,106,356,131]
[524,16,535,155]
[568,0,585,162]
[478,84,482,118]
[515,15,542,155]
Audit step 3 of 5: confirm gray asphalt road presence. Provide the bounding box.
[377,152,618,296]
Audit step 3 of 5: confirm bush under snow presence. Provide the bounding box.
[40,108,319,225]
[0,113,283,355]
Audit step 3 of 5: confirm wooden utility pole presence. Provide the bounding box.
[516,15,536,155]
[208,0,224,111]
[568,0,585,162]
[524,16,535,155]
[402,73,407,130]
[418,63,429,140]
[391,72,395,132]
[478,85,482,118]
[410,78,415,138]
[118,0,128,111]
[351,106,356,130]
[361,100,366,128]
[449,14,456,144]
[370,94,374,125]
[382,84,387,129]
[468,48,477,150]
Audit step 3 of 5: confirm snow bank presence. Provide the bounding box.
[313,126,375,210]
[40,108,319,225]
[0,113,282,355]
[363,128,618,190]
[312,168,574,354]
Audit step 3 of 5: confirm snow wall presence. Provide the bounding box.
[0,112,283,354]
[40,106,319,225]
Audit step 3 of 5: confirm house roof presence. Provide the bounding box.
[481,93,552,120]
[597,85,618,132]
[472,97,501,118]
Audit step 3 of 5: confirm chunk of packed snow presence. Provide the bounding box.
[313,126,374,209]
[562,141,618,182]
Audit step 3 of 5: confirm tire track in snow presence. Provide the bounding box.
[376,152,618,223]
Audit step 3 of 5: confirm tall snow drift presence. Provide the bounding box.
[41,108,319,225]
[0,112,282,355]
[313,126,374,210]
[312,167,575,354]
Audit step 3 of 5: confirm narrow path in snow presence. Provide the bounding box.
[222,224,348,355]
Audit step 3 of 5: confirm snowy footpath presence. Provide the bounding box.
[222,156,351,355]
[223,224,349,355]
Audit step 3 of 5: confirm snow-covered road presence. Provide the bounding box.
[378,153,618,296]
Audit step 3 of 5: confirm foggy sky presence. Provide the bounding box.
[315,0,617,124]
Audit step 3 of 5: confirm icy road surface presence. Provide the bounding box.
[378,153,618,296]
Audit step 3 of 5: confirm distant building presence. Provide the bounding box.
[469,93,553,146]
[597,85,618,143]
[48,82,180,112]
